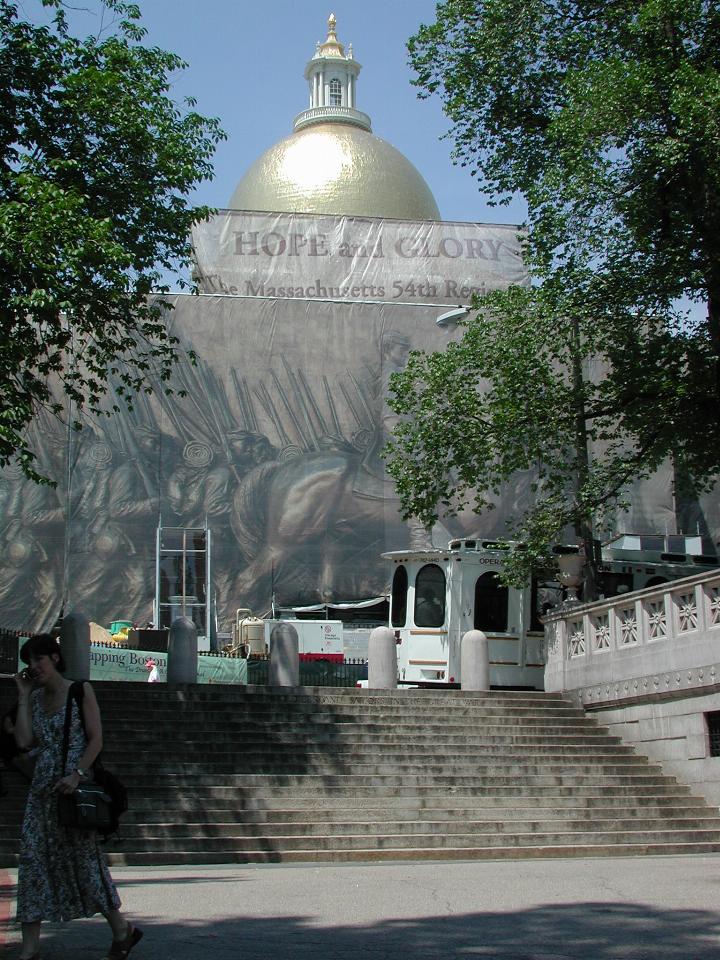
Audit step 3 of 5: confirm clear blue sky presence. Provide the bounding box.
[116,0,527,226]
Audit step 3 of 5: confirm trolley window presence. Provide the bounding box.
[414,564,446,627]
[474,571,508,632]
[391,565,409,627]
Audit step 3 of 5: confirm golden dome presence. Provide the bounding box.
[229,15,441,220]
[228,123,441,220]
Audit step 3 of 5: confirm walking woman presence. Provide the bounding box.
[13,634,142,960]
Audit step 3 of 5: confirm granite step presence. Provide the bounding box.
[97,737,640,754]
[98,760,664,778]
[109,770,679,786]
[19,827,720,853]
[3,680,720,867]
[2,791,709,817]
[98,728,633,746]
[98,840,720,867]
[4,829,720,859]
[107,816,720,839]
[93,686,569,705]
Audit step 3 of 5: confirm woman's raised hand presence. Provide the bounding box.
[14,669,35,697]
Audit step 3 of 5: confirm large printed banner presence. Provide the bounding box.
[88,647,248,684]
[192,210,528,305]
[16,641,248,684]
[0,294,487,633]
[1,289,716,637]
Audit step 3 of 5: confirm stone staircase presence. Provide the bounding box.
[2,679,720,865]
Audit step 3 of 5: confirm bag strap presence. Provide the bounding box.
[60,680,85,777]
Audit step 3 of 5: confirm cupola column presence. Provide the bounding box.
[296,14,371,133]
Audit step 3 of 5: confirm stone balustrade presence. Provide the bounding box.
[544,569,720,704]
[544,569,720,806]
[293,105,372,131]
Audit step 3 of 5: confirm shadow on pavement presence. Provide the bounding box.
[3,897,720,959]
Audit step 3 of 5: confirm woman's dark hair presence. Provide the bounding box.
[19,634,66,673]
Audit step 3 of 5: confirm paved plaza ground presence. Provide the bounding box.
[3,854,720,959]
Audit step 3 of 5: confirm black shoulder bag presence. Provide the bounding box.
[57,682,127,839]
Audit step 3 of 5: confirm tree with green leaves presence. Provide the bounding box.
[385,0,720,594]
[0,0,224,479]
[385,283,707,593]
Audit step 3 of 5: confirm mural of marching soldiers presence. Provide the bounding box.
[0,296,451,631]
[2,290,716,634]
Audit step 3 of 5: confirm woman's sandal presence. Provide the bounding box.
[104,923,143,959]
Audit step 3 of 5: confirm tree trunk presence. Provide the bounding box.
[707,286,720,411]
[570,315,598,602]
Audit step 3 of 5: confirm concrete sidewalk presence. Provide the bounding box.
[3,855,720,959]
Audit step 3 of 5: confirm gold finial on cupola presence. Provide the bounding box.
[318,13,344,57]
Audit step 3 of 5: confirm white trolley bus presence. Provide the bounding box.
[383,534,718,690]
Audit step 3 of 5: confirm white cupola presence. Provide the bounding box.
[294,14,372,133]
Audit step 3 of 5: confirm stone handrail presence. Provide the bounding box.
[543,569,720,707]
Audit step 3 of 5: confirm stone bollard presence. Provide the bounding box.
[368,626,397,690]
[167,616,198,684]
[269,622,299,687]
[461,629,490,691]
[60,610,91,681]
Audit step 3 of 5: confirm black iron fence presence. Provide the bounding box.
[0,630,24,676]
[246,656,368,688]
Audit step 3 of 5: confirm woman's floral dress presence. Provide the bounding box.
[16,687,121,922]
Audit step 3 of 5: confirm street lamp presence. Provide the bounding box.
[436,305,469,327]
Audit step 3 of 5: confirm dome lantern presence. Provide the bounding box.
[294,14,371,133]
